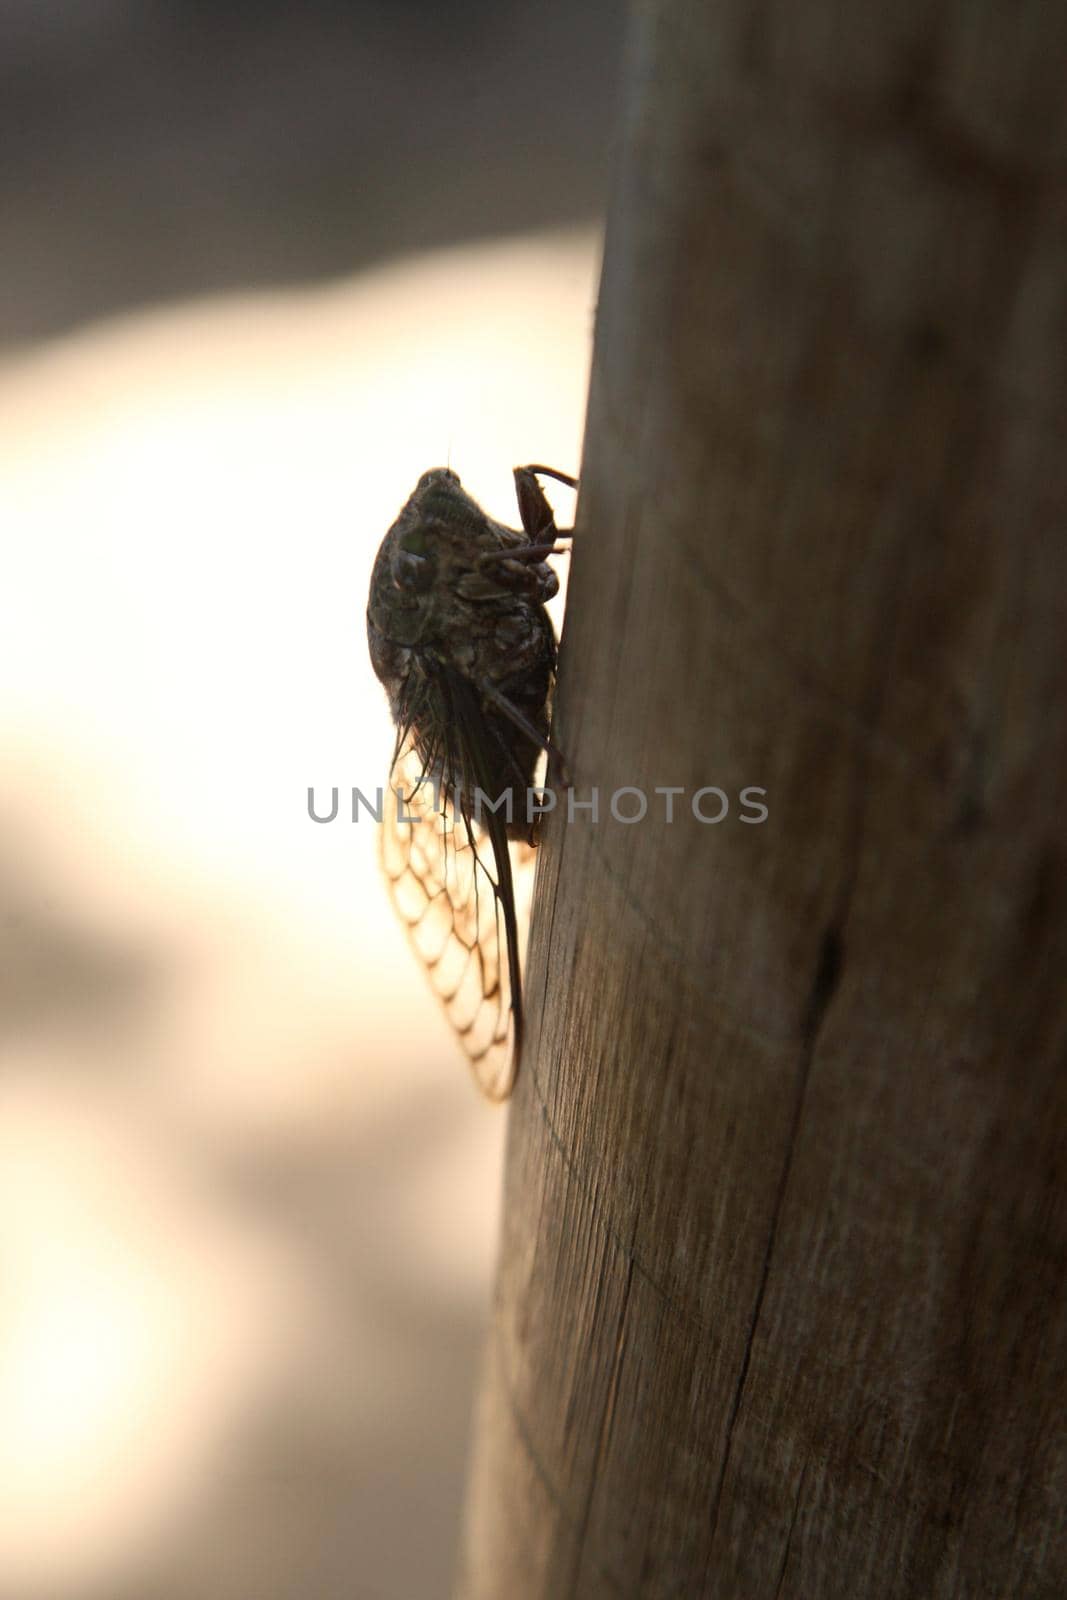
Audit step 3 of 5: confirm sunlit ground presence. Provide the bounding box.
[0,227,597,1600]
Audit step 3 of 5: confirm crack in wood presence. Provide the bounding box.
[704,922,843,1576]
[774,1456,810,1599]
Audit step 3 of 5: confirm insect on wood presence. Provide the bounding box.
[366,464,576,1099]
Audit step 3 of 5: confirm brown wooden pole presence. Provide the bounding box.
[456,2,1067,1594]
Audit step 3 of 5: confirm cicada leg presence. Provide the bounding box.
[513,464,577,545]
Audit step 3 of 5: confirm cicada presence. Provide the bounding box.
[366,464,576,1099]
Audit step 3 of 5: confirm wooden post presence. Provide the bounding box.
[456,2,1067,1594]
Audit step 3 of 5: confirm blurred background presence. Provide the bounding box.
[0,4,623,1597]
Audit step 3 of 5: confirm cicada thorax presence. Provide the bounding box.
[367,464,574,1098]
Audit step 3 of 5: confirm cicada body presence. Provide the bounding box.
[366,465,575,1098]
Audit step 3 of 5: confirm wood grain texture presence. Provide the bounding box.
[455,2,1067,1595]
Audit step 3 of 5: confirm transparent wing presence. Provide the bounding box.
[379,742,532,1100]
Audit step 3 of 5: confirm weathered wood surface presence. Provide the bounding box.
[456,2,1067,1595]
